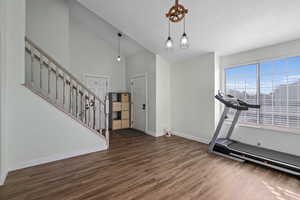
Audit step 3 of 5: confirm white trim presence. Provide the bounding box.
[8,145,107,172]
[173,131,210,144]
[237,123,300,136]
[222,52,300,69]
[222,56,300,133]
[130,73,148,132]
[0,171,8,186]
[156,132,165,137]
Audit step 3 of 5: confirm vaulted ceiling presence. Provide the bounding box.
[78,0,300,62]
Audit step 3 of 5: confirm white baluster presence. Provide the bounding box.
[30,51,35,87]
[63,73,66,106]
[39,55,43,90]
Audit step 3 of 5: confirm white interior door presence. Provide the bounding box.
[131,75,147,132]
[86,75,108,102]
[86,75,109,129]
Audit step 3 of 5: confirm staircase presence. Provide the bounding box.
[24,37,109,147]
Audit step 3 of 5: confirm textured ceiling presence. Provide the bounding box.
[79,0,300,62]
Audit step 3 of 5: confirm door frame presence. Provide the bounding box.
[130,73,148,132]
[84,74,110,100]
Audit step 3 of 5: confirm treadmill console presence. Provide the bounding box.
[215,93,260,110]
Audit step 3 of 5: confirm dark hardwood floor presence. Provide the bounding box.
[0,131,299,200]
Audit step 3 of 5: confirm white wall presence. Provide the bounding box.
[214,54,221,128]
[69,16,126,92]
[0,0,7,184]
[221,39,300,67]
[0,0,26,183]
[170,53,216,143]
[0,31,3,183]
[220,39,300,156]
[156,55,171,136]
[7,90,107,171]
[26,0,70,69]
[0,0,107,178]
[126,50,156,134]
[26,0,128,92]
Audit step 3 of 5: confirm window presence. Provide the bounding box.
[225,56,300,130]
[225,64,258,124]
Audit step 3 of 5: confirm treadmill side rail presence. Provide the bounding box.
[226,110,241,139]
[208,107,229,152]
[230,153,300,176]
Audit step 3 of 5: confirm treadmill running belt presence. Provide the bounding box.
[229,142,300,168]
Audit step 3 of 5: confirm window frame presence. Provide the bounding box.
[223,56,300,134]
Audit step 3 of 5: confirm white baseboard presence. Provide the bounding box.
[145,130,157,137]
[9,145,107,172]
[173,131,210,144]
[145,130,165,137]
[156,132,165,137]
[0,171,8,186]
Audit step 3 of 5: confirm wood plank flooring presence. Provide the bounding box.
[0,131,299,200]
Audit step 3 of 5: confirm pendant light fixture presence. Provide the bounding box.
[165,20,174,49]
[117,33,122,62]
[180,17,189,49]
[165,0,189,49]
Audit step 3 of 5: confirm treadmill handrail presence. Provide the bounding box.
[215,95,248,111]
[237,99,261,109]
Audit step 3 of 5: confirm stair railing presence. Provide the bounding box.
[25,37,109,147]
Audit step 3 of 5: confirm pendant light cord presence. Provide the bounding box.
[118,33,121,57]
[168,20,171,37]
[183,17,186,34]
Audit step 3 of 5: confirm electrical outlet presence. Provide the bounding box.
[257,142,261,146]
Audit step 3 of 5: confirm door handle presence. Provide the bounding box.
[142,104,146,110]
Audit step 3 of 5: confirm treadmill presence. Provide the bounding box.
[209,92,300,176]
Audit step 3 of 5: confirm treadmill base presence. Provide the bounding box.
[212,139,300,177]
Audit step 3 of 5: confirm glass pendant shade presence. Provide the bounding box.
[165,36,174,49]
[180,33,189,49]
[165,20,174,50]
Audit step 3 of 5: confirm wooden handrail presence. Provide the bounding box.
[25,48,97,99]
[25,37,105,105]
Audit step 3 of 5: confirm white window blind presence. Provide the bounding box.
[225,56,300,130]
[225,64,258,124]
[260,57,300,129]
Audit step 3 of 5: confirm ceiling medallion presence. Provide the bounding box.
[165,0,188,23]
[165,0,190,50]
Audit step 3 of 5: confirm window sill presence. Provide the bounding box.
[225,122,300,135]
[240,123,300,135]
